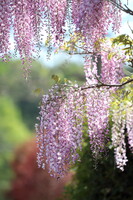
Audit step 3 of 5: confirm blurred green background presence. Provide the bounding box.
[0,59,84,200]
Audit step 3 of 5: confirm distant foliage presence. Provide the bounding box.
[7,139,72,200]
[64,136,133,200]
[0,96,30,200]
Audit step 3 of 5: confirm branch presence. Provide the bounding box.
[81,78,133,90]
[108,0,133,16]
[68,51,94,55]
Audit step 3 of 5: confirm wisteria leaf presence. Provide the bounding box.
[51,75,61,83]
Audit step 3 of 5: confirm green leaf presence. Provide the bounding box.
[107,52,115,60]
[34,88,44,96]
[51,74,60,83]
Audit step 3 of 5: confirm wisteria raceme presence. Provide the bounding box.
[109,0,122,32]
[100,40,125,84]
[83,40,125,157]
[111,105,128,171]
[46,0,67,43]
[0,0,46,68]
[0,0,12,59]
[71,0,121,48]
[24,0,46,51]
[126,106,133,152]
[85,87,110,157]
[36,84,84,177]
[84,56,110,155]
[13,1,34,59]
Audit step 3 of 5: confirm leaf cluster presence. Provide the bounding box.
[112,34,133,66]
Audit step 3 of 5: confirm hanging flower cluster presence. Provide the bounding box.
[83,40,125,158]
[0,0,121,65]
[111,89,133,171]
[0,0,12,60]
[126,106,133,152]
[71,0,121,48]
[111,104,128,171]
[36,41,133,177]
[84,56,110,156]
[46,0,67,42]
[36,83,84,177]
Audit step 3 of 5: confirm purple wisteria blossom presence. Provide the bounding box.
[71,0,121,48]
[126,106,133,152]
[36,84,84,177]
[0,0,121,70]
